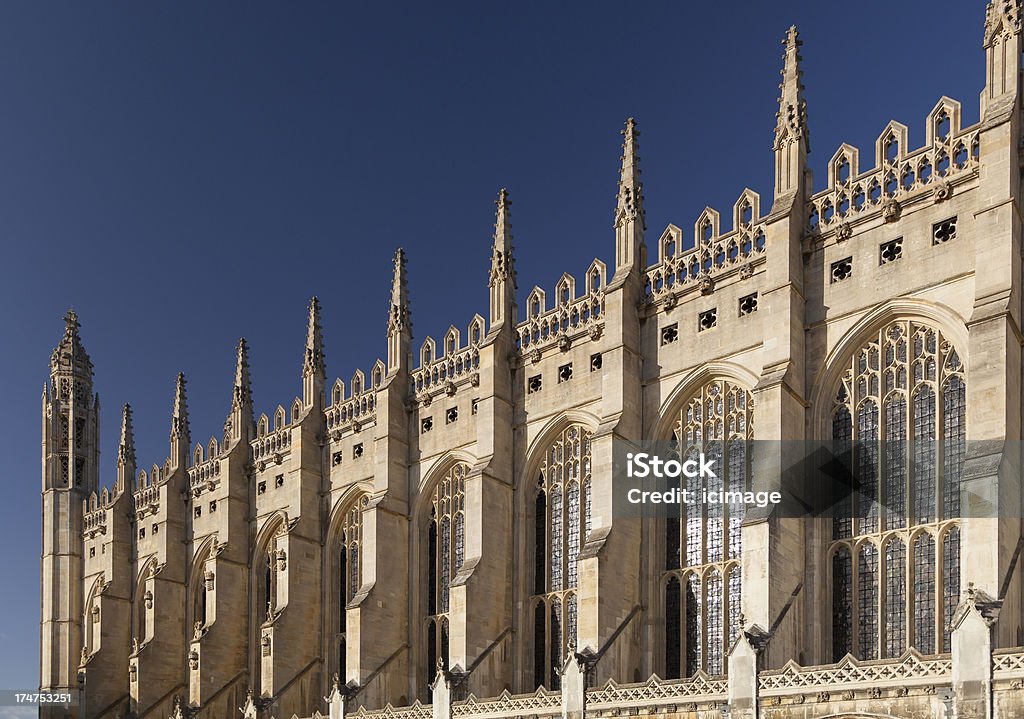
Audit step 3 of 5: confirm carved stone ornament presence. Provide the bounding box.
[417,391,432,407]
[770,697,782,706]
[588,324,603,340]
[836,222,853,242]
[739,263,754,279]
[842,690,857,700]
[663,294,677,312]
[816,691,830,703]
[193,621,204,640]
[933,180,953,202]
[698,273,715,295]
[530,347,542,364]
[189,648,199,669]
[868,687,882,699]
[470,372,480,387]
[558,335,571,352]
[882,198,902,223]
[444,380,456,396]
[352,419,362,433]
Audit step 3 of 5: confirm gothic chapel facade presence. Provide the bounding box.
[39,3,1024,718]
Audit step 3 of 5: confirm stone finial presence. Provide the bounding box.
[388,248,411,336]
[985,0,1022,47]
[615,117,645,229]
[490,188,517,288]
[775,25,809,152]
[233,337,253,407]
[304,297,326,377]
[171,372,190,443]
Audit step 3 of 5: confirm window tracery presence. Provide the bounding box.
[532,425,592,690]
[336,497,363,681]
[664,380,752,678]
[426,463,466,684]
[829,320,964,661]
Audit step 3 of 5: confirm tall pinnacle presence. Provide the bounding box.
[118,404,136,468]
[171,372,190,442]
[303,297,325,377]
[775,25,809,152]
[388,248,411,337]
[985,1,1022,47]
[233,337,253,407]
[615,118,645,230]
[490,188,516,288]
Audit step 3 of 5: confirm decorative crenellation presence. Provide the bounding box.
[252,424,292,464]
[325,361,385,433]
[807,98,980,236]
[645,192,766,301]
[411,317,484,396]
[758,648,951,695]
[515,261,607,352]
[586,672,728,707]
[187,457,221,496]
[451,688,561,718]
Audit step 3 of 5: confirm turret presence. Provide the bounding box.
[302,297,326,410]
[773,26,809,206]
[40,310,98,705]
[386,248,412,374]
[169,372,190,472]
[488,188,517,329]
[612,118,646,280]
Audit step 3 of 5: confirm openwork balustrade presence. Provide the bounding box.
[452,689,562,718]
[133,484,159,512]
[326,393,376,431]
[83,507,107,534]
[993,648,1024,679]
[645,202,767,302]
[758,649,951,696]
[252,427,292,462]
[516,288,606,352]
[188,458,221,491]
[806,100,980,234]
[586,673,728,710]
[411,347,480,394]
[348,701,432,719]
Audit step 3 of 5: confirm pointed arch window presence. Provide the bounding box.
[335,496,364,682]
[828,320,964,661]
[532,425,592,690]
[425,463,466,687]
[664,380,752,678]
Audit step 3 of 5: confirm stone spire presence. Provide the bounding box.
[303,297,325,378]
[613,118,646,277]
[775,26,809,152]
[233,337,252,408]
[773,26,810,202]
[171,372,190,442]
[387,248,412,373]
[226,337,254,446]
[169,372,190,471]
[489,189,517,328]
[116,403,136,491]
[302,298,326,409]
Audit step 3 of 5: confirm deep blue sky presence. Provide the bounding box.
[0,1,984,691]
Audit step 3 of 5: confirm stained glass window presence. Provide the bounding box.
[828,320,963,660]
[532,425,592,689]
[913,533,936,654]
[426,463,467,682]
[664,380,752,678]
